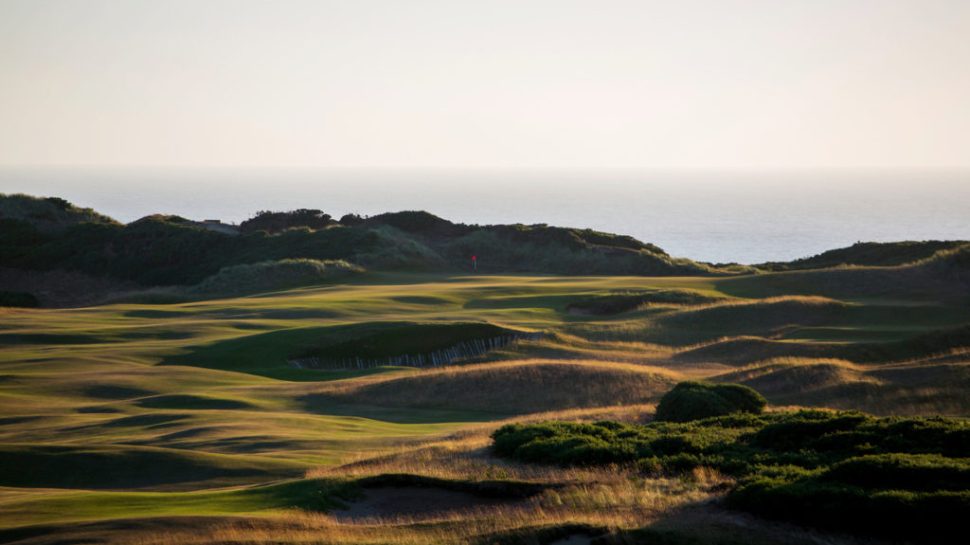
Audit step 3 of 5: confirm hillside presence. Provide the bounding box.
[306,359,679,414]
[8,195,970,310]
[758,240,969,271]
[0,195,717,295]
[0,194,118,232]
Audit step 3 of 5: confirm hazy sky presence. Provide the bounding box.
[1,0,969,169]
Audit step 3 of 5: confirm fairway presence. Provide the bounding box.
[1,269,968,543]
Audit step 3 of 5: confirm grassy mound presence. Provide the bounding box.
[492,410,970,540]
[717,358,970,415]
[0,478,356,531]
[1,193,727,285]
[722,245,970,302]
[296,322,529,364]
[0,194,118,232]
[675,324,970,366]
[759,240,968,271]
[654,297,848,343]
[836,324,970,363]
[673,336,832,365]
[715,359,875,398]
[163,321,534,378]
[192,258,363,295]
[309,360,677,414]
[441,224,714,275]
[134,394,255,410]
[911,243,970,285]
[653,381,766,422]
[565,289,722,315]
[0,444,302,490]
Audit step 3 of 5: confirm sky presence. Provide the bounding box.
[1,0,969,170]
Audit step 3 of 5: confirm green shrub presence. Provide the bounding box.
[0,193,118,232]
[492,410,970,540]
[727,477,970,540]
[192,259,363,295]
[2,194,729,284]
[239,209,335,234]
[820,453,970,491]
[654,382,767,422]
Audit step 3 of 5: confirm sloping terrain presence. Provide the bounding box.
[1,237,969,544]
[720,244,970,301]
[304,359,679,414]
[758,240,968,271]
[0,195,720,299]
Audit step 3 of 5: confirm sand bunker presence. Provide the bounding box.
[333,485,524,520]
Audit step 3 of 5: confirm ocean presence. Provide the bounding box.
[1,168,968,265]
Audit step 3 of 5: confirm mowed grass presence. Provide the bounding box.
[0,271,968,539]
[0,478,352,529]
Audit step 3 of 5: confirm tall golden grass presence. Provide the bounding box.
[310,359,682,413]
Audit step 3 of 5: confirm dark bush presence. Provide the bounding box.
[727,477,970,541]
[492,410,970,541]
[191,258,363,295]
[338,213,365,226]
[654,382,767,422]
[820,453,970,491]
[365,211,465,235]
[239,209,335,234]
[0,291,39,308]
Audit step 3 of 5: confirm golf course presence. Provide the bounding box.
[0,196,968,544]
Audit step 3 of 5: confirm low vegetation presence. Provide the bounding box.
[493,408,970,540]
[191,258,363,295]
[239,209,337,234]
[758,240,968,271]
[0,195,722,288]
[654,381,767,422]
[0,193,118,232]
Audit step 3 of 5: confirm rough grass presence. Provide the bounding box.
[674,323,970,367]
[715,357,970,416]
[720,244,970,302]
[652,296,849,344]
[191,258,364,296]
[565,289,724,315]
[758,240,969,271]
[305,360,680,414]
